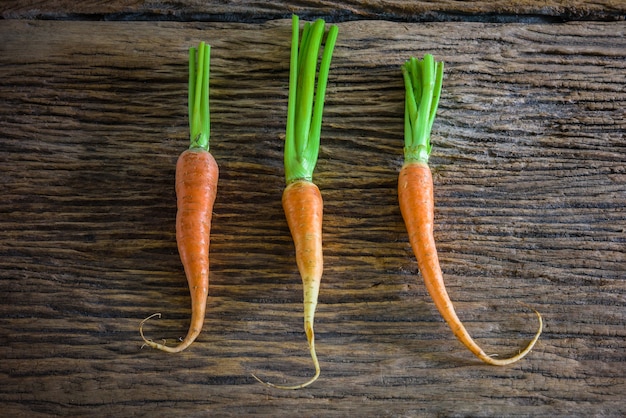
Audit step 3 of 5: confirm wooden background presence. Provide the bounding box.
[1,1,624,416]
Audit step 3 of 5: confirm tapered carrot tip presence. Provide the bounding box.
[139,313,166,349]
[478,308,543,366]
[252,321,320,389]
[139,312,200,353]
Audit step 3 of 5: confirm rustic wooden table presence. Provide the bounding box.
[1,2,624,416]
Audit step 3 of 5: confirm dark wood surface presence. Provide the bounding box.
[1,4,624,417]
[2,0,626,21]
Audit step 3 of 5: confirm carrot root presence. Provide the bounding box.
[399,162,542,365]
[139,149,217,354]
[253,180,324,389]
[139,313,180,352]
[139,308,204,354]
[252,320,320,390]
[479,308,542,366]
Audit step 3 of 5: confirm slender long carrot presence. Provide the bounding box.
[398,55,542,365]
[252,15,338,389]
[140,41,218,353]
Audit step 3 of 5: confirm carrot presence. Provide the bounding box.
[252,15,338,389]
[140,41,218,353]
[399,55,542,365]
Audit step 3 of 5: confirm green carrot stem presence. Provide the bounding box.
[284,15,338,184]
[402,54,444,164]
[285,16,299,170]
[294,20,324,159]
[308,25,338,167]
[297,22,312,77]
[188,42,211,151]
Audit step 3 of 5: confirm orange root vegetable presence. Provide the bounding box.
[140,41,218,353]
[267,179,324,389]
[253,173,324,391]
[399,162,541,365]
[252,15,337,389]
[399,55,541,365]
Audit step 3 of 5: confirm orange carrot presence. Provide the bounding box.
[399,55,541,365]
[279,179,323,387]
[252,15,338,389]
[140,41,218,353]
[253,180,323,389]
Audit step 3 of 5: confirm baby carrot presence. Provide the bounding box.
[398,55,542,365]
[140,42,218,353]
[253,15,338,389]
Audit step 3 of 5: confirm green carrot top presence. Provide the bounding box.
[284,15,339,184]
[402,55,444,164]
[188,42,211,151]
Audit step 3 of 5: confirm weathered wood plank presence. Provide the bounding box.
[1,0,625,22]
[0,19,624,416]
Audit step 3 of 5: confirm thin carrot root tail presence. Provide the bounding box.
[476,308,543,366]
[139,312,198,354]
[252,321,320,390]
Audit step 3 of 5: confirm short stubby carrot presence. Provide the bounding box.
[252,15,338,389]
[399,55,542,365]
[140,41,218,353]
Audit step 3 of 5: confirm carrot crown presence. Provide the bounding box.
[284,15,339,184]
[188,42,211,151]
[402,55,444,164]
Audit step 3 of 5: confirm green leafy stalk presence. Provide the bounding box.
[188,42,211,151]
[402,55,444,164]
[284,15,339,184]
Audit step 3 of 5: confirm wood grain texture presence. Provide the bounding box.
[1,0,625,22]
[0,18,624,416]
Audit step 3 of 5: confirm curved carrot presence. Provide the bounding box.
[140,41,218,353]
[279,179,323,387]
[253,15,338,389]
[399,55,541,365]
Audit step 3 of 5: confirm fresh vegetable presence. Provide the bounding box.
[253,15,338,389]
[140,41,218,353]
[398,55,542,365]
